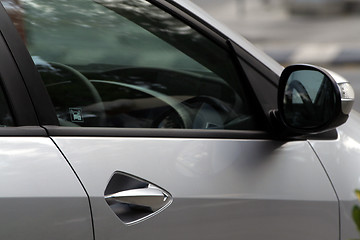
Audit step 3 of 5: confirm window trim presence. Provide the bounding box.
[43,126,337,141]
[44,125,271,139]
[0,126,47,136]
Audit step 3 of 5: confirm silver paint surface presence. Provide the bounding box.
[309,111,360,240]
[53,137,338,240]
[0,137,92,239]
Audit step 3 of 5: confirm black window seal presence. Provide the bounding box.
[227,39,270,130]
[0,126,47,136]
[43,126,337,141]
[231,41,279,88]
[44,125,271,139]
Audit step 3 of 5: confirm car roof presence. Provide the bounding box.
[172,0,284,76]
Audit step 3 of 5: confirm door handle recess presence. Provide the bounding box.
[104,172,173,225]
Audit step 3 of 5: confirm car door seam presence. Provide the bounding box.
[307,140,341,240]
[48,135,96,240]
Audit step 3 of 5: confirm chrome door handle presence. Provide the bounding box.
[104,172,173,225]
[105,184,171,212]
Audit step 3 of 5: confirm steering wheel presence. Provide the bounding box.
[37,62,106,126]
[285,80,315,117]
[152,96,236,129]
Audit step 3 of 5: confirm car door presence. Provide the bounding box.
[0,13,93,239]
[2,0,339,239]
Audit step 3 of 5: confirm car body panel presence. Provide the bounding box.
[52,136,338,240]
[309,110,360,240]
[0,136,92,239]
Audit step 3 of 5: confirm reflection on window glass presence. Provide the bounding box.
[3,0,261,130]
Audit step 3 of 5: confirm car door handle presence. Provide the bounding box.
[104,172,173,225]
[105,184,171,212]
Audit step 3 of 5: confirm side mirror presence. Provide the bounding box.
[276,64,354,135]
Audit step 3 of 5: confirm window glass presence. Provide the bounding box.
[4,0,261,130]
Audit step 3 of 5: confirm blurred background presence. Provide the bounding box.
[191,0,360,111]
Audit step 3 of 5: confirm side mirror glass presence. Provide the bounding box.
[278,64,354,135]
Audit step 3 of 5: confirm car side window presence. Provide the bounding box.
[4,0,263,130]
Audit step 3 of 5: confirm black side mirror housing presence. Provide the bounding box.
[275,64,354,135]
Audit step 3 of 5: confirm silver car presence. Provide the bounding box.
[0,0,359,239]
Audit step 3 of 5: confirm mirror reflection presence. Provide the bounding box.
[283,69,336,129]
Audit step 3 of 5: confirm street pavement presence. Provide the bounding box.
[191,0,360,66]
